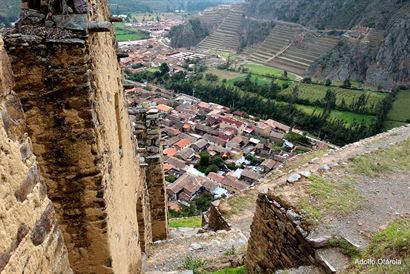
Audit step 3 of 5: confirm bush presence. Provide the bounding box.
[183,256,207,273]
[223,245,236,256]
[165,175,177,183]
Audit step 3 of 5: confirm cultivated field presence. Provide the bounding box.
[114,23,150,42]
[280,83,386,113]
[295,104,375,125]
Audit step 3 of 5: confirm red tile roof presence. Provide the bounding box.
[175,138,192,150]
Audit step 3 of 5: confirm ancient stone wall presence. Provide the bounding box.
[205,201,231,231]
[0,38,72,274]
[3,2,143,272]
[131,107,168,241]
[245,190,316,273]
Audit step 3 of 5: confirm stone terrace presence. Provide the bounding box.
[197,8,244,53]
[244,24,340,76]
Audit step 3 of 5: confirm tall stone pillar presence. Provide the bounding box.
[132,108,168,241]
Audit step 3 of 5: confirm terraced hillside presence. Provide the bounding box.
[270,34,339,75]
[246,25,302,64]
[197,8,244,52]
[196,6,231,31]
[245,24,340,76]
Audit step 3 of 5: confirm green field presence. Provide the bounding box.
[146,67,161,73]
[237,63,298,80]
[114,23,150,42]
[168,216,202,228]
[280,83,386,113]
[210,266,246,274]
[386,90,410,124]
[226,74,271,86]
[207,69,243,80]
[207,68,291,89]
[295,104,375,125]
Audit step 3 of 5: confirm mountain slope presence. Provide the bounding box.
[245,0,410,88]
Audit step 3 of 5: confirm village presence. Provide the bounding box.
[117,11,330,215]
[126,83,328,214]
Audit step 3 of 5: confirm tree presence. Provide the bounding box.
[199,151,210,166]
[342,79,352,88]
[205,73,218,82]
[283,70,288,80]
[160,63,170,76]
[325,78,332,86]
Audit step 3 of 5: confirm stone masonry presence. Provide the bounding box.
[245,190,316,273]
[131,107,168,242]
[0,37,72,274]
[3,2,144,272]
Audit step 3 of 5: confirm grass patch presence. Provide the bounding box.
[206,69,244,81]
[297,176,362,224]
[329,238,361,258]
[346,217,410,274]
[169,216,202,228]
[225,189,258,217]
[146,67,161,73]
[210,266,246,274]
[280,83,385,114]
[386,89,410,124]
[114,23,150,42]
[182,256,207,274]
[223,245,236,256]
[295,104,375,125]
[240,63,297,80]
[349,139,410,176]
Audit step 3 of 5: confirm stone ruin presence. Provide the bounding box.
[0,0,168,272]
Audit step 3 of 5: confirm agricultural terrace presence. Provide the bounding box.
[114,23,150,42]
[279,83,386,113]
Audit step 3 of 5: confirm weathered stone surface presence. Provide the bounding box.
[0,37,72,273]
[245,193,316,273]
[287,173,301,183]
[4,3,144,272]
[206,202,231,231]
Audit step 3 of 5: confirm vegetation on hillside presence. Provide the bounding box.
[126,61,397,145]
[109,0,237,14]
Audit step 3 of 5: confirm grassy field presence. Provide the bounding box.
[280,83,386,113]
[114,23,150,42]
[235,63,298,80]
[207,68,291,89]
[168,216,202,228]
[386,89,410,124]
[210,266,246,274]
[146,67,161,73]
[207,69,244,80]
[295,104,375,125]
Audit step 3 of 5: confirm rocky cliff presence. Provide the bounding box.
[0,37,72,274]
[245,0,410,89]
